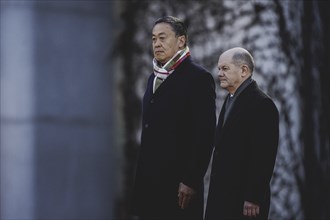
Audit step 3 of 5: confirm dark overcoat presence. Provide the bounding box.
[205,81,279,220]
[132,57,216,219]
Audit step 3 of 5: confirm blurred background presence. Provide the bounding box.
[0,0,329,220]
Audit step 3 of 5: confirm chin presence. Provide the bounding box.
[219,83,227,88]
[155,56,164,62]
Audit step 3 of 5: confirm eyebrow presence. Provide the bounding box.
[218,64,228,69]
[152,32,167,36]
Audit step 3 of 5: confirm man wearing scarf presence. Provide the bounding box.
[131,16,216,219]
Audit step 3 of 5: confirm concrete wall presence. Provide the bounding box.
[0,1,119,219]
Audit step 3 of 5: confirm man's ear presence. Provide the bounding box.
[178,36,186,48]
[241,65,249,77]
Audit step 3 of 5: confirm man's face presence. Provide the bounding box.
[217,52,243,94]
[152,23,184,64]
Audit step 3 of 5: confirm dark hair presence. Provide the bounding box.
[232,50,255,73]
[154,16,188,46]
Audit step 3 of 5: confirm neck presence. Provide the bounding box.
[158,60,166,67]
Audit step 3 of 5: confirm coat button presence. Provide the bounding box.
[150,99,155,104]
[144,124,149,128]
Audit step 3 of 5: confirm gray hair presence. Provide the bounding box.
[232,50,255,73]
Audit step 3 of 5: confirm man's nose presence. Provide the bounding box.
[155,39,163,47]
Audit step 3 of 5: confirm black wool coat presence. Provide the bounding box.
[205,81,279,220]
[132,57,216,219]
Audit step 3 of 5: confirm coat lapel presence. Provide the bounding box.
[151,57,191,97]
[222,82,257,131]
[144,74,155,102]
[152,69,177,96]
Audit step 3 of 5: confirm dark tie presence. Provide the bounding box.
[223,95,233,126]
[228,95,233,105]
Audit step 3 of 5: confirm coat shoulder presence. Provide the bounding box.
[188,60,211,74]
[180,59,214,83]
[250,86,279,116]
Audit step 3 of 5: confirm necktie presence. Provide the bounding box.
[227,95,233,106]
[223,95,234,126]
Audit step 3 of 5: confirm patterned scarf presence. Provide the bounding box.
[152,47,190,93]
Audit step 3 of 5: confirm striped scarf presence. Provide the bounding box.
[152,47,190,93]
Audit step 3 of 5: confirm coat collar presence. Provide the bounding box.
[147,57,192,97]
[219,80,258,130]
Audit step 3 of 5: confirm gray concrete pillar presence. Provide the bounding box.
[0,1,118,219]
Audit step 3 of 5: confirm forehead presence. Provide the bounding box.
[218,52,233,66]
[152,23,175,35]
